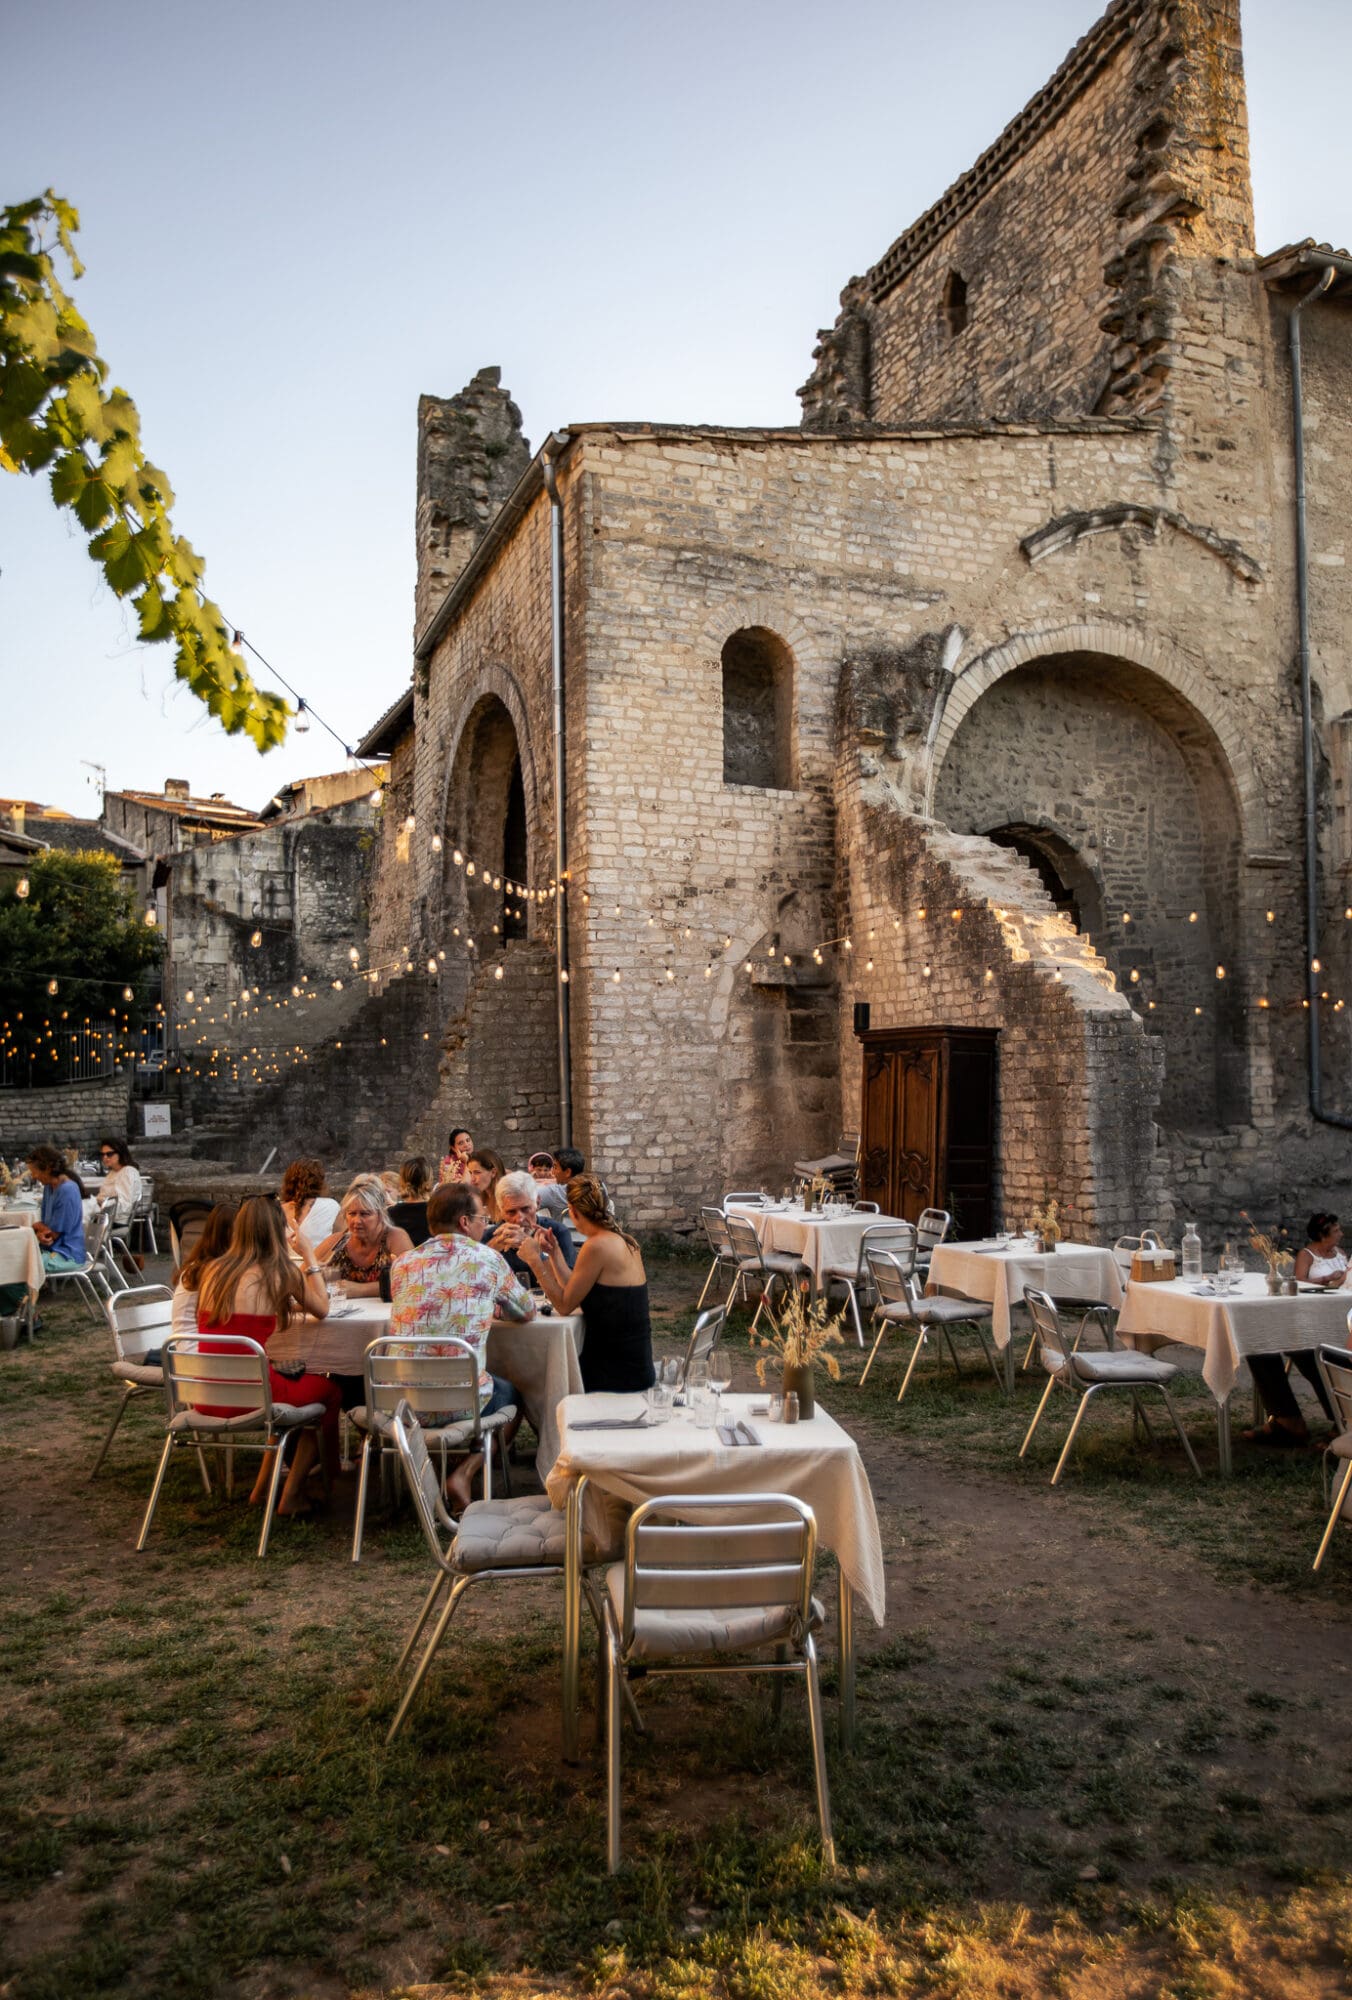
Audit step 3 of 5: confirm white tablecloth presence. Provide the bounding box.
[927,1240,1124,1350]
[727,1202,910,1285]
[265,1297,585,1478]
[546,1389,886,1624]
[0,1200,43,1230]
[0,1225,44,1299]
[1116,1272,1352,1404]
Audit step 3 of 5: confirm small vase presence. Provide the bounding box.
[783,1359,816,1421]
[1266,1270,1282,1295]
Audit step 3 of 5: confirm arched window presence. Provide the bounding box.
[943,270,969,338]
[722,627,795,789]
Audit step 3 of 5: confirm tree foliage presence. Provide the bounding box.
[0,851,163,1026]
[0,192,290,748]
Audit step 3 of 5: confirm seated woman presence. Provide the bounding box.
[171,1201,238,1340]
[26,1144,86,1274]
[438,1128,474,1186]
[196,1195,338,1516]
[467,1148,507,1225]
[1244,1210,1342,1446]
[515,1174,655,1393]
[279,1158,340,1252]
[97,1137,142,1226]
[388,1157,432,1247]
[314,1177,414,1299]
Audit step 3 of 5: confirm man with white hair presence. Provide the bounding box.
[490,1168,577,1282]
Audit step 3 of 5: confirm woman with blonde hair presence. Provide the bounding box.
[196,1195,338,1517]
[314,1176,414,1299]
[516,1174,654,1393]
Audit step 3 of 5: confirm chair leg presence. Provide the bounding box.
[90,1385,136,1479]
[858,1316,889,1386]
[352,1433,374,1564]
[695,1254,719,1312]
[136,1434,176,1550]
[1050,1386,1100,1486]
[802,1635,836,1871]
[1313,1459,1352,1571]
[1130,1391,1156,1444]
[939,1323,965,1378]
[195,1444,213,1496]
[497,1427,513,1498]
[387,1573,473,1742]
[256,1430,290,1557]
[771,1642,788,1724]
[606,1623,624,1874]
[1157,1389,1202,1478]
[896,1326,929,1405]
[842,1281,864,1348]
[395,1574,447,1676]
[974,1324,1007,1397]
[1019,1375,1058,1458]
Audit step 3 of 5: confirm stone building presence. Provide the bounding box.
[215,0,1352,1241]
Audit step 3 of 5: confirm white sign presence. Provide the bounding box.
[140,1103,172,1138]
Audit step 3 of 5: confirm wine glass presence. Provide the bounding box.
[707,1347,732,1414]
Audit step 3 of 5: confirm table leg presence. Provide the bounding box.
[1217,1395,1232,1477]
[562,1475,588,1762]
[837,1570,855,1751]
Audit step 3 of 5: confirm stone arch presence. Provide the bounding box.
[925,621,1269,851]
[931,639,1251,1129]
[440,678,541,947]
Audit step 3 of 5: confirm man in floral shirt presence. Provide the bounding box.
[388,1181,534,1510]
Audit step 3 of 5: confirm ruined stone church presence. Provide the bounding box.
[227,0,1352,1242]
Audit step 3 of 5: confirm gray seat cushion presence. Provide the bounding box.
[759,1251,807,1277]
[112,1360,163,1386]
[918,1295,993,1324]
[349,1402,516,1447]
[1046,1295,1112,1315]
[606,1565,825,1661]
[1071,1350,1178,1386]
[169,1402,327,1433]
[1328,1432,1352,1461]
[451,1493,616,1572]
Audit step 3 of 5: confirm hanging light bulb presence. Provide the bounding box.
[612,968,622,983]
[405,814,416,833]
[250,929,262,948]
[453,849,464,867]
[15,877,28,900]
[467,862,476,877]
[431,834,442,852]
[123,986,133,1001]
[294,699,311,734]
[493,964,504,981]
[46,978,58,996]
[144,909,157,927]
[185,988,195,1003]
[371,786,383,807]
[560,969,569,984]
[666,967,675,982]
[427,957,438,975]
[348,946,360,964]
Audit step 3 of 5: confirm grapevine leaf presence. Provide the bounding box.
[135,584,171,641]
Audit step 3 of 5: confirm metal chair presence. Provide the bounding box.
[696,1206,740,1311]
[384,1400,626,1743]
[820,1222,916,1347]
[1019,1287,1201,1485]
[723,1213,804,1335]
[43,1207,119,1321]
[168,1200,215,1275]
[137,1334,331,1557]
[722,1191,770,1208]
[111,1174,158,1270]
[91,1284,173,1479]
[349,1334,517,1564]
[1312,1340,1352,1572]
[679,1306,725,1388]
[602,1493,834,1874]
[861,1249,1003,1401]
[914,1208,952,1280]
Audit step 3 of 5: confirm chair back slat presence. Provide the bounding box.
[700,1206,733,1255]
[856,1224,916,1283]
[916,1208,952,1254]
[681,1308,725,1386]
[864,1247,915,1310]
[1319,1342,1352,1438]
[162,1335,272,1419]
[1024,1287,1069,1377]
[622,1495,816,1651]
[723,1192,768,1208]
[724,1215,765,1266]
[365,1336,481,1423]
[389,1400,458,1556]
[109,1285,173,1360]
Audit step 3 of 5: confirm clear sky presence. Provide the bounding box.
[3,0,1349,819]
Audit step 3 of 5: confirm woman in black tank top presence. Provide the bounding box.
[515,1173,655,1393]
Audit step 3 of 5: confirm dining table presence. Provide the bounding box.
[1115,1270,1352,1473]
[265,1295,586,1480]
[0,1221,44,1341]
[545,1388,886,1757]
[927,1238,1125,1367]
[725,1199,911,1290]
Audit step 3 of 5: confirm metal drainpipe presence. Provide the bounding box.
[1290,266,1351,1126]
[541,433,573,1145]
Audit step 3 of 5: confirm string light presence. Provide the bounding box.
[15,877,29,899]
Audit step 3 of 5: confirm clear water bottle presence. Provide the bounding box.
[1181,1221,1202,1281]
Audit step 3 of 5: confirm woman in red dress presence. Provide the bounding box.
[196,1196,339,1518]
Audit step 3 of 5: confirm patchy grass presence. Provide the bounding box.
[2,1260,1352,1997]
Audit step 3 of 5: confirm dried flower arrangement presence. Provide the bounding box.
[753,1286,845,1384]
[1241,1212,1294,1274]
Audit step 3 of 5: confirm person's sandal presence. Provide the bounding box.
[1241,1419,1307,1449]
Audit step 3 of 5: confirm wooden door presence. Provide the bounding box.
[859,1034,941,1221]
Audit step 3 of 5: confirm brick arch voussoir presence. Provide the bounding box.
[438,667,542,839]
[692,598,820,675]
[926,622,1268,848]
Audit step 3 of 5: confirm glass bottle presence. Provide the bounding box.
[1181,1221,1202,1281]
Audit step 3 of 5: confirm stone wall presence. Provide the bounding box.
[0,1075,133,1156]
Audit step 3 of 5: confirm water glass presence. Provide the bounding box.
[691,1384,717,1429]
[766,1391,785,1423]
[645,1381,674,1424]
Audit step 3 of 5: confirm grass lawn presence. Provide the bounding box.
[2,1247,1352,1998]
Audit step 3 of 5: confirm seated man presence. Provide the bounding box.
[490,1170,577,1282]
[388,1182,534,1512]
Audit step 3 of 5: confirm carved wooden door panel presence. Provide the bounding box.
[894,1043,940,1224]
[859,1047,895,1209]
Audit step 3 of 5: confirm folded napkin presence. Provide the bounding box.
[568,1414,653,1432]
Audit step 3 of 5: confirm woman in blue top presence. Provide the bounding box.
[26,1144,87,1271]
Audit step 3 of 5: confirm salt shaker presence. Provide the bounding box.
[784,1392,800,1425]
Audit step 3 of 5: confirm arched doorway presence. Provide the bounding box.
[444,695,532,945]
[932,651,1246,1129]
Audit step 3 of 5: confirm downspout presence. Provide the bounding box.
[1290,265,1350,1126]
[541,433,573,1145]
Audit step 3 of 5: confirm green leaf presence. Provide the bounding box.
[135,584,172,641]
